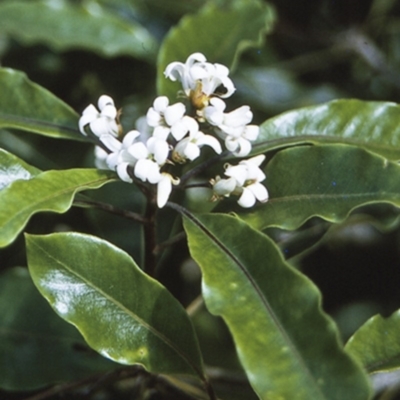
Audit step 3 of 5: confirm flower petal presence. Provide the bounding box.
[146,107,162,127]
[129,142,148,160]
[116,162,133,183]
[225,164,247,186]
[101,104,117,119]
[100,136,121,154]
[157,175,172,208]
[197,134,222,154]
[134,159,161,183]
[232,138,252,157]
[90,118,117,137]
[213,177,236,196]
[153,96,169,112]
[248,183,269,203]
[238,187,256,208]
[164,102,186,126]
[122,130,141,146]
[147,137,169,165]
[184,142,201,161]
[243,125,260,141]
[98,95,115,110]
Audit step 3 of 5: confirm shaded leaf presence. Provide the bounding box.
[157,0,275,99]
[0,168,116,247]
[346,311,400,374]
[0,148,41,190]
[182,211,371,399]
[0,267,115,390]
[0,68,83,141]
[254,99,400,160]
[0,0,158,61]
[26,232,204,378]
[241,145,400,231]
[235,66,343,114]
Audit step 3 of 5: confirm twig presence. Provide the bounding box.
[179,152,228,187]
[186,294,204,317]
[154,231,187,255]
[73,199,148,224]
[143,188,158,277]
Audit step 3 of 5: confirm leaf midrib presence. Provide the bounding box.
[0,113,80,134]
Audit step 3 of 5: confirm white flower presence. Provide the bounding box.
[94,146,108,170]
[212,176,237,197]
[164,53,235,103]
[128,135,170,184]
[172,120,222,162]
[204,98,259,157]
[100,130,140,183]
[211,155,268,208]
[146,96,192,141]
[79,95,119,137]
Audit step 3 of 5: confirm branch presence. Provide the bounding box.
[73,199,147,224]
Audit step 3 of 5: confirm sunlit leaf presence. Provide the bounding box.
[0,168,116,247]
[157,0,275,99]
[241,145,400,231]
[26,232,204,378]
[182,211,371,399]
[254,99,400,160]
[0,0,158,61]
[0,148,41,190]
[346,311,400,374]
[0,68,83,141]
[0,267,115,390]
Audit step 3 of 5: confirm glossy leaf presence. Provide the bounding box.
[157,0,275,99]
[241,145,400,231]
[0,68,83,141]
[254,99,400,160]
[0,267,115,390]
[26,232,204,378]
[0,168,116,248]
[0,0,158,61]
[182,211,371,400]
[0,148,41,190]
[346,311,400,374]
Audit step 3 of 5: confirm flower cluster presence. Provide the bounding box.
[78,53,268,208]
[211,155,269,208]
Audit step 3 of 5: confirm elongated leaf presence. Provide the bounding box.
[254,99,400,160]
[0,148,41,190]
[157,0,275,99]
[182,211,371,399]
[0,0,158,61]
[0,267,115,390]
[26,232,204,378]
[346,311,400,374]
[241,145,400,231]
[0,168,116,247]
[0,68,84,141]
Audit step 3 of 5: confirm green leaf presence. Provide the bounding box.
[182,211,371,399]
[26,232,204,378]
[346,311,400,374]
[157,0,275,99]
[0,267,115,390]
[0,168,116,248]
[241,145,400,231]
[0,148,41,190]
[0,0,158,61]
[254,99,400,160]
[0,68,84,141]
